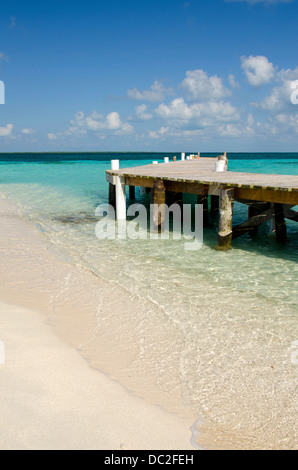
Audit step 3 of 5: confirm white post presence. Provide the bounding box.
[116,175,126,221]
[164,157,169,163]
[181,153,185,161]
[215,161,226,172]
[111,160,120,171]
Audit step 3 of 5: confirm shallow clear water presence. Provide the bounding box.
[0,152,297,449]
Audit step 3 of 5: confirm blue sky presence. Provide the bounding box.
[1,0,298,152]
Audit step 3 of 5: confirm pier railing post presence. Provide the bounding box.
[217,188,234,250]
[109,159,119,209]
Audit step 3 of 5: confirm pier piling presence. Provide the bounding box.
[116,176,126,221]
[274,203,287,242]
[106,155,297,249]
[217,188,234,250]
[151,179,166,232]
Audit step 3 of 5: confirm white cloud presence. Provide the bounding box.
[83,111,133,133]
[241,55,276,86]
[22,128,34,135]
[47,133,58,140]
[155,97,239,123]
[127,80,172,102]
[181,69,232,101]
[48,110,134,141]
[217,123,255,137]
[228,74,240,89]
[148,126,203,139]
[253,67,298,110]
[0,123,13,136]
[135,104,153,120]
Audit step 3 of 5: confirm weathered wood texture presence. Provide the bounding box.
[274,203,287,242]
[218,189,234,250]
[283,205,298,222]
[106,158,298,205]
[233,205,273,240]
[151,179,166,232]
[107,158,298,247]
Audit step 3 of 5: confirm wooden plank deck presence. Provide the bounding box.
[106,157,298,249]
[106,158,298,205]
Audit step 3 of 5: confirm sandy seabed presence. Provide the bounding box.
[0,195,196,450]
[0,192,297,450]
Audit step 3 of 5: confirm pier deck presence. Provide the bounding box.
[106,157,298,249]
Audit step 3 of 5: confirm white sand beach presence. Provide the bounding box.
[0,301,195,450]
[0,195,196,450]
[0,191,297,450]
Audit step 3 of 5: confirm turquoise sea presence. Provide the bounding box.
[0,152,297,449]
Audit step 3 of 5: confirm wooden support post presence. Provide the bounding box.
[109,183,116,208]
[268,202,276,233]
[283,205,298,223]
[197,194,209,226]
[217,188,234,250]
[129,185,135,200]
[210,195,219,215]
[274,203,287,242]
[232,204,274,240]
[115,175,126,221]
[151,179,166,232]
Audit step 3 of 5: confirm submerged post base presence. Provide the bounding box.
[217,188,234,250]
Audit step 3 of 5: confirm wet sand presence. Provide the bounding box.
[0,195,196,450]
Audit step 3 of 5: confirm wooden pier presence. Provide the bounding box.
[106,156,298,250]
